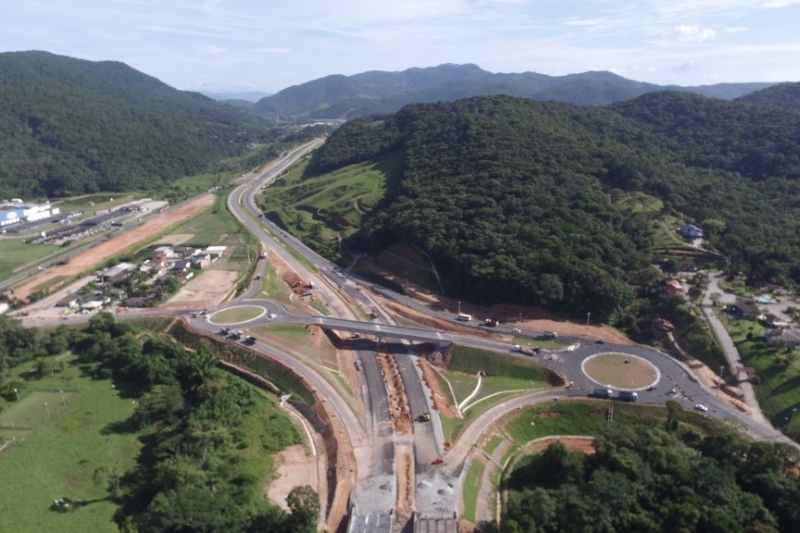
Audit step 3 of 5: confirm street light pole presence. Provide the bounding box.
[14,388,19,402]
[718,365,725,396]
[458,301,461,315]
[586,312,590,336]
[44,401,50,419]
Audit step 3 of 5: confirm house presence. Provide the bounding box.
[81,300,105,311]
[203,245,227,258]
[191,254,211,269]
[762,314,791,329]
[177,271,195,283]
[765,328,800,347]
[101,262,134,282]
[123,297,149,308]
[731,297,760,320]
[663,279,685,298]
[172,260,189,272]
[651,317,675,339]
[153,246,174,257]
[55,291,80,308]
[173,246,195,258]
[679,224,703,239]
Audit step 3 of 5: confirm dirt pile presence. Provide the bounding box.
[375,345,412,434]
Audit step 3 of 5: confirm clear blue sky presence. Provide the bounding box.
[3,0,800,93]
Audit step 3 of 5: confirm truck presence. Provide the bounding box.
[456,313,472,322]
[514,344,540,356]
[483,318,498,327]
[418,412,431,422]
[618,391,638,402]
[591,388,614,399]
[537,332,558,340]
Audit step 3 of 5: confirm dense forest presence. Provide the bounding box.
[0,51,295,198]
[504,418,800,533]
[303,91,800,323]
[737,82,800,109]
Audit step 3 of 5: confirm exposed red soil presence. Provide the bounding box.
[418,357,459,419]
[375,343,413,434]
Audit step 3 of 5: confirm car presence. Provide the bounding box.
[694,403,709,412]
[512,328,521,333]
[432,457,444,465]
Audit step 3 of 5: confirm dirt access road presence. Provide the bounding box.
[14,194,214,300]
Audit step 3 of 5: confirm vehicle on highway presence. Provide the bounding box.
[537,332,558,340]
[482,318,498,327]
[355,361,362,371]
[591,388,614,399]
[418,412,431,422]
[694,403,709,412]
[618,391,638,402]
[456,313,472,322]
[432,457,444,465]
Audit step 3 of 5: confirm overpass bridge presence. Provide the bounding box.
[291,315,456,348]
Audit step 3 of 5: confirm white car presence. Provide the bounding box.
[694,403,709,412]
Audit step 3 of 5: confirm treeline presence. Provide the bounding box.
[305,91,800,320]
[503,413,800,533]
[0,51,294,198]
[68,313,317,533]
[0,315,71,396]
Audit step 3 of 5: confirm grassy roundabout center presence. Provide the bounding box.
[209,305,265,325]
[582,352,659,390]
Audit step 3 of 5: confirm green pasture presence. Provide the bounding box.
[719,314,800,436]
[252,323,312,346]
[0,240,61,281]
[448,345,560,385]
[0,356,142,533]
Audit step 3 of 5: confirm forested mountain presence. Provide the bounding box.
[736,82,800,109]
[304,93,800,320]
[505,423,800,533]
[0,51,280,197]
[251,63,775,119]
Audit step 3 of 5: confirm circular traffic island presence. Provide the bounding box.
[582,353,659,390]
[209,305,265,325]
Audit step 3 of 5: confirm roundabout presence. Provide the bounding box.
[208,305,266,325]
[581,352,660,390]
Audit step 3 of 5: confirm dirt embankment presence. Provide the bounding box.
[357,255,633,344]
[375,342,413,435]
[417,357,458,420]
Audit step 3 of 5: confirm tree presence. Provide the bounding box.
[286,485,320,533]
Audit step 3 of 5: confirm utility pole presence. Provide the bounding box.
[788,408,798,434]
[586,312,591,336]
[458,301,461,315]
[14,388,19,402]
[44,401,50,419]
[718,365,725,396]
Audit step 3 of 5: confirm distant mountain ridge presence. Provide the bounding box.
[200,90,271,102]
[251,63,778,119]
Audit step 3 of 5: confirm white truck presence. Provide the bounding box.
[456,313,472,322]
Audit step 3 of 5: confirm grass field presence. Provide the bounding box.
[253,323,312,346]
[0,240,62,281]
[582,353,659,390]
[463,460,486,523]
[448,345,560,385]
[0,391,74,437]
[503,399,712,445]
[211,305,265,324]
[0,356,142,533]
[720,314,800,436]
[483,434,503,454]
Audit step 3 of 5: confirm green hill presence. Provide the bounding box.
[0,51,281,197]
[736,82,800,109]
[287,93,800,321]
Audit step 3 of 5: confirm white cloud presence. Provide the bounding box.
[252,47,290,54]
[664,24,717,42]
[196,45,225,54]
